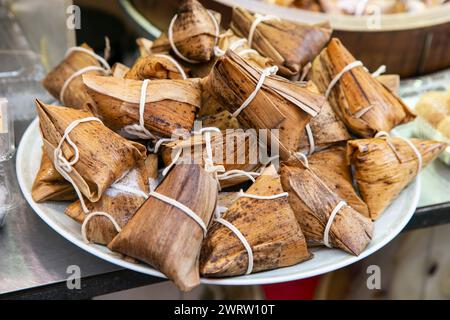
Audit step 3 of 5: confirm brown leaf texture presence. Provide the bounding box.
[108,164,218,292]
[347,137,447,219]
[201,165,311,277]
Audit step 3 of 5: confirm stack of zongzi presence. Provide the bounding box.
[32,0,449,293]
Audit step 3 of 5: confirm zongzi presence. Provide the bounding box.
[231,7,332,77]
[152,0,221,63]
[280,156,373,255]
[108,164,218,291]
[347,136,447,220]
[310,38,415,137]
[201,165,311,277]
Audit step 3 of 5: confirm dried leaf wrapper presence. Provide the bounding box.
[108,164,218,292]
[201,165,311,277]
[36,100,147,202]
[347,137,447,219]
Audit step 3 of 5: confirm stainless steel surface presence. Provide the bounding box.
[0,2,120,296]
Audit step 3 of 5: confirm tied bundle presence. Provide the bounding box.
[280,155,374,256]
[347,136,447,220]
[152,0,221,63]
[310,38,415,137]
[231,7,332,78]
[202,50,325,160]
[83,75,201,138]
[201,165,311,277]
[109,164,218,292]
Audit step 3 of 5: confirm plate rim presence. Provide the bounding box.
[16,118,421,286]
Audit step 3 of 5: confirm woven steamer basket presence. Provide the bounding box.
[122,0,450,78]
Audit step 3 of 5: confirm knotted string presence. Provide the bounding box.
[248,14,281,48]
[232,65,279,118]
[168,10,220,64]
[123,79,156,140]
[60,43,112,105]
[53,117,103,214]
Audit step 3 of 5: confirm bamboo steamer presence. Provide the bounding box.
[125,0,450,78]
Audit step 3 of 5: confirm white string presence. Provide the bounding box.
[232,65,279,118]
[108,183,149,199]
[214,38,258,57]
[325,60,363,99]
[53,117,103,214]
[397,136,423,173]
[371,65,386,77]
[305,124,315,155]
[300,62,312,82]
[213,207,254,275]
[123,79,156,140]
[354,0,369,15]
[81,211,122,244]
[149,191,208,236]
[60,46,112,105]
[248,14,281,48]
[325,60,386,100]
[168,10,220,63]
[237,189,288,200]
[323,200,347,248]
[60,66,107,105]
[153,54,187,79]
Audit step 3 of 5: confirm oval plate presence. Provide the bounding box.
[17,118,420,286]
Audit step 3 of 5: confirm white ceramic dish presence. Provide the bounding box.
[17,118,420,285]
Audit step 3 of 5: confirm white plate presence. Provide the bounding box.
[17,118,420,285]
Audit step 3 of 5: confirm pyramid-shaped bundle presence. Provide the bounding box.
[347,137,447,219]
[201,165,311,277]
